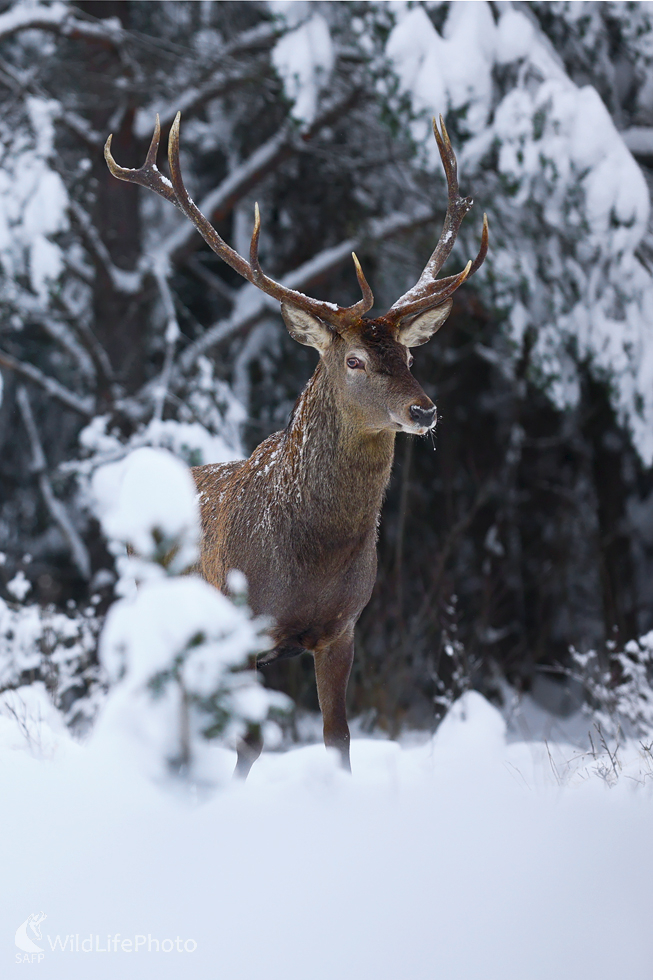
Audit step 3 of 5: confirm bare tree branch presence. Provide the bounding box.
[68,198,142,295]
[0,349,93,417]
[151,265,180,423]
[63,254,94,288]
[157,70,255,132]
[184,255,236,303]
[158,124,294,267]
[35,315,95,380]
[59,109,104,150]
[147,90,362,268]
[232,320,277,411]
[16,386,91,580]
[51,292,115,388]
[55,260,117,388]
[2,262,114,393]
[135,21,281,138]
[0,3,126,47]
[411,477,496,638]
[0,55,103,154]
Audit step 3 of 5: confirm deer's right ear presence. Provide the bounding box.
[281,303,336,353]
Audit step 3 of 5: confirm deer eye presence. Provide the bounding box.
[346,356,365,370]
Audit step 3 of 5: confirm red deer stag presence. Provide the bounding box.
[105,112,487,775]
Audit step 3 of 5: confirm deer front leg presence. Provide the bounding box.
[234,723,263,780]
[314,630,355,771]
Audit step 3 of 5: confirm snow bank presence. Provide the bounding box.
[1,689,651,979]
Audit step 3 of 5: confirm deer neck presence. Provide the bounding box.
[282,362,396,531]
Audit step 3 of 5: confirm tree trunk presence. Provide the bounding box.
[77,0,146,396]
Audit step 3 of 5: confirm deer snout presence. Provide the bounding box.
[409,404,437,428]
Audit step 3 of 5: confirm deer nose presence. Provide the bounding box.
[409,404,436,428]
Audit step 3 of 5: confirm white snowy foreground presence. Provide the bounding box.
[1,687,652,980]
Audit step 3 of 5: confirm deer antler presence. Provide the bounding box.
[383,115,488,326]
[104,113,374,331]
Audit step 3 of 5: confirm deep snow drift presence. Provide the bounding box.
[2,685,652,980]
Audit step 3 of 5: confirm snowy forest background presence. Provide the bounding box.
[2,0,653,744]
[3,3,653,977]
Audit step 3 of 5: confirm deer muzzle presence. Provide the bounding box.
[409,404,436,429]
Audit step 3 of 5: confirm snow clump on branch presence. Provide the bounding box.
[385,2,653,464]
[91,447,290,787]
[271,7,335,126]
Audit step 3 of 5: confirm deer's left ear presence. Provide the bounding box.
[281,303,336,353]
[396,299,453,348]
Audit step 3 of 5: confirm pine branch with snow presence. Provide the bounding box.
[91,447,290,786]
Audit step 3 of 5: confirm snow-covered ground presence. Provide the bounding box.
[2,685,652,980]
[3,455,651,978]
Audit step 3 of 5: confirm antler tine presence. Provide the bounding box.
[249,200,262,274]
[104,115,177,207]
[468,211,489,277]
[246,198,373,325]
[350,252,374,313]
[390,212,488,322]
[167,112,254,283]
[387,261,473,325]
[383,115,487,326]
[144,115,161,168]
[418,115,474,280]
[166,114,377,329]
[248,198,375,323]
[106,112,375,331]
[251,206,374,323]
[169,113,375,327]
